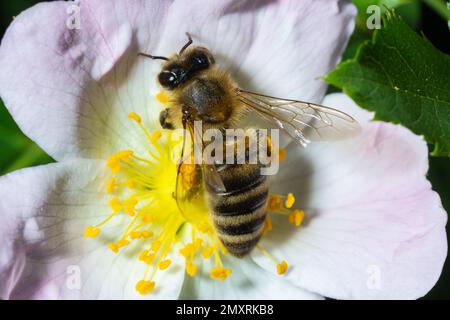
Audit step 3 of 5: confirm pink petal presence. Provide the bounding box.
[180,246,323,299]
[252,93,447,299]
[0,161,185,299]
[0,0,355,161]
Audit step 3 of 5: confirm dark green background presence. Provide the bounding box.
[0,0,449,299]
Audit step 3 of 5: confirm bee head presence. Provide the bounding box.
[157,46,215,90]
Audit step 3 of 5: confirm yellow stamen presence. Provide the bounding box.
[202,246,214,259]
[268,195,282,211]
[285,193,295,209]
[277,261,288,275]
[262,217,272,235]
[156,91,169,104]
[158,259,171,270]
[84,225,100,238]
[135,280,155,295]
[127,179,137,189]
[128,112,142,123]
[210,267,232,281]
[288,210,305,227]
[186,261,198,277]
[109,197,122,213]
[124,197,138,216]
[150,130,162,144]
[106,178,115,194]
[108,243,119,254]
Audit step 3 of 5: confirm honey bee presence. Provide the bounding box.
[139,33,360,257]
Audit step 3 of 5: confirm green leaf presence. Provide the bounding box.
[0,100,54,175]
[325,11,450,156]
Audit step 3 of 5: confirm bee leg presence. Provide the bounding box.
[159,108,174,130]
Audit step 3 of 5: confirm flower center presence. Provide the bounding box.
[83,94,305,295]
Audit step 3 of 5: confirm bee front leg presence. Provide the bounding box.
[159,108,174,130]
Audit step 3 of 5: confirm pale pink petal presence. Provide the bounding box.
[0,161,184,299]
[252,93,447,299]
[0,0,170,160]
[158,0,356,100]
[0,0,355,161]
[179,241,323,300]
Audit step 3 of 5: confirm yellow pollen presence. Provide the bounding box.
[197,222,211,233]
[130,231,141,239]
[179,243,195,258]
[285,193,295,209]
[84,225,100,238]
[106,178,115,194]
[262,217,272,235]
[186,261,198,277]
[109,197,122,213]
[108,243,119,254]
[135,280,155,295]
[141,213,153,223]
[141,231,153,238]
[139,250,156,265]
[124,197,138,216]
[279,148,286,161]
[150,130,162,144]
[128,112,142,123]
[202,246,214,259]
[277,261,288,275]
[106,157,121,173]
[288,210,305,227]
[127,179,137,189]
[151,241,162,251]
[268,195,282,211]
[156,91,170,104]
[210,267,232,281]
[117,239,130,248]
[158,259,172,270]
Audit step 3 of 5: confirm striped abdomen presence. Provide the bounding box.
[207,163,268,257]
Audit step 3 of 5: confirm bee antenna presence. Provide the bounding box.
[137,52,169,61]
[179,32,193,54]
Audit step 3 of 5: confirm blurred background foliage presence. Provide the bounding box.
[0,0,449,299]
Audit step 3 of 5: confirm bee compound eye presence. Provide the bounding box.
[158,71,178,89]
[192,53,209,68]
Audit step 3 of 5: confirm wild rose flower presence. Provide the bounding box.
[0,0,446,299]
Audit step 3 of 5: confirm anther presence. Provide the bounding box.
[128,112,142,123]
[84,225,100,238]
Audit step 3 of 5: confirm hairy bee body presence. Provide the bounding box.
[148,35,359,258]
[207,161,268,257]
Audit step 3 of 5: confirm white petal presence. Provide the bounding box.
[252,93,448,299]
[0,160,184,299]
[0,0,355,161]
[179,254,322,300]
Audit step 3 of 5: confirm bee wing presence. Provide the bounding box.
[236,89,361,147]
